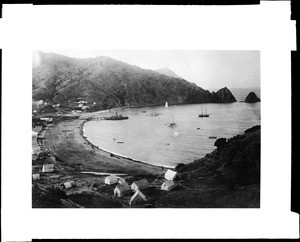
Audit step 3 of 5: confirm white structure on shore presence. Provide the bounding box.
[61,181,76,189]
[32,173,40,181]
[131,179,150,192]
[161,180,177,191]
[42,164,54,173]
[164,169,178,181]
[118,178,128,185]
[129,190,147,205]
[114,183,131,197]
[105,175,118,185]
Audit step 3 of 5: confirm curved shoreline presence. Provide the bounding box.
[44,116,166,176]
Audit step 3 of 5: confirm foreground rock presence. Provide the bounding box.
[244,92,261,103]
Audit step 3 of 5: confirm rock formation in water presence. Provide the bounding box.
[244,92,261,103]
[210,87,237,103]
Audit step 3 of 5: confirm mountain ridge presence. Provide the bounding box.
[33,52,237,111]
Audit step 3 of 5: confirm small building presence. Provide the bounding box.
[161,180,177,191]
[114,183,131,197]
[164,169,178,181]
[61,181,76,189]
[32,173,40,181]
[104,175,119,185]
[129,190,147,205]
[131,178,150,192]
[32,147,40,155]
[42,164,54,173]
[118,178,128,185]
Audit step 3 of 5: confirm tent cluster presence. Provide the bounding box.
[103,169,180,206]
[105,175,150,205]
[160,169,178,191]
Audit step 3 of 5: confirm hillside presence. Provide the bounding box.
[155,68,180,78]
[33,52,236,110]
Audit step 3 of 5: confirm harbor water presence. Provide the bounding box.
[83,102,261,168]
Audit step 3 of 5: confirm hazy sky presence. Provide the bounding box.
[36,49,260,90]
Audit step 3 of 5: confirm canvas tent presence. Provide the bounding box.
[164,169,178,181]
[105,175,118,185]
[42,164,54,173]
[131,179,150,192]
[32,173,40,181]
[161,180,177,191]
[118,178,128,185]
[61,181,76,189]
[114,183,131,197]
[129,190,147,205]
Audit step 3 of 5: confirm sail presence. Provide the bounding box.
[165,102,168,108]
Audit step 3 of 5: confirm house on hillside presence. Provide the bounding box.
[42,164,54,173]
[32,173,40,181]
[131,179,150,192]
[129,190,147,205]
[164,169,178,181]
[161,180,177,191]
[61,181,76,189]
[118,178,128,185]
[114,183,131,197]
[104,175,118,185]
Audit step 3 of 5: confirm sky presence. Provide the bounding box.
[35,49,260,90]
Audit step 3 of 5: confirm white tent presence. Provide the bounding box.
[61,181,76,189]
[164,169,178,181]
[114,184,131,197]
[131,179,150,192]
[32,147,40,155]
[129,190,147,205]
[104,175,118,185]
[118,178,128,185]
[32,131,38,137]
[32,173,40,181]
[161,180,177,191]
[42,164,54,173]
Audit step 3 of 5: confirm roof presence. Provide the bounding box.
[163,180,175,187]
[115,184,131,193]
[130,190,147,202]
[132,179,149,187]
[43,164,54,168]
[164,169,178,180]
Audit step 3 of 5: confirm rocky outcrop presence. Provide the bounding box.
[210,87,237,103]
[178,126,260,187]
[244,92,260,103]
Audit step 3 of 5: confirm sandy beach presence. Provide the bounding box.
[44,117,166,176]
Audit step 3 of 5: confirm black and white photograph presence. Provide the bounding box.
[32,50,261,208]
[1,2,299,240]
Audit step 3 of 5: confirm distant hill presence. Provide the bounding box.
[155,68,180,78]
[32,52,237,111]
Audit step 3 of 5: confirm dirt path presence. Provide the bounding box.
[44,118,166,176]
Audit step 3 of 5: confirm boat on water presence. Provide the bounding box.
[165,102,169,108]
[167,116,177,127]
[104,112,129,120]
[198,107,210,118]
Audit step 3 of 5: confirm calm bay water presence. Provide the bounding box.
[83,102,260,168]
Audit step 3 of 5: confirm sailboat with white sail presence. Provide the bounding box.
[165,102,168,108]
